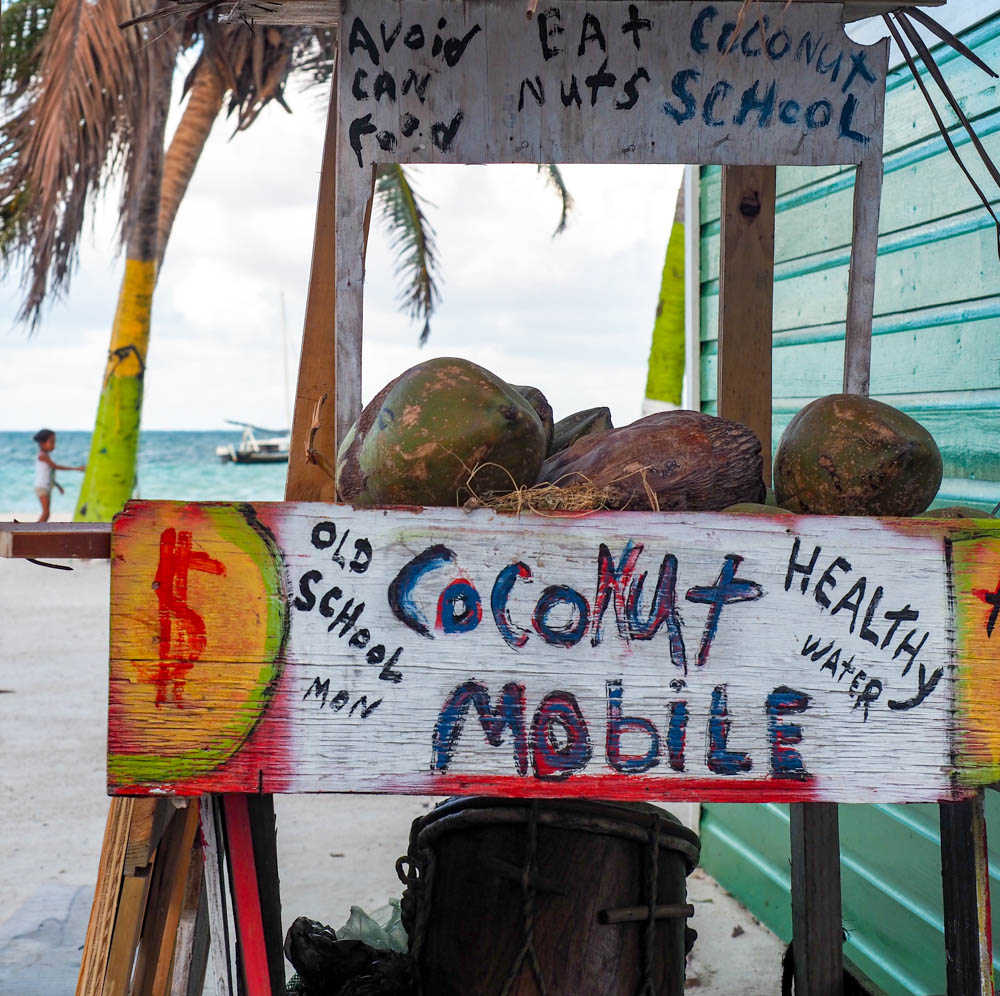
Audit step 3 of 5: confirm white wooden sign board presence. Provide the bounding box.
[108,502,1000,803]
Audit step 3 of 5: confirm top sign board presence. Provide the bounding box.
[108,501,1000,804]
[338,0,889,167]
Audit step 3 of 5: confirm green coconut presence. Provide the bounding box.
[550,407,614,455]
[773,394,942,516]
[337,357,547,506]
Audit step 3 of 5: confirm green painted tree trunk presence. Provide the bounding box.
[74,21,178,523]
[73,259,155,520]
[644,183,686,409]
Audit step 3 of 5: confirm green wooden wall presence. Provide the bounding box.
[696,13,1000,994]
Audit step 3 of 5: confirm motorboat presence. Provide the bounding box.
[216,421,290,464]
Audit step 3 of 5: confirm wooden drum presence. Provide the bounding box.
[396,797,701,995]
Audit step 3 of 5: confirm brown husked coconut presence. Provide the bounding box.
[537,410,765,511]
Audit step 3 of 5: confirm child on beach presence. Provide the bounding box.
[33,429,84,522]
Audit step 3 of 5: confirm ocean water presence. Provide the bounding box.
[0,430,289,519]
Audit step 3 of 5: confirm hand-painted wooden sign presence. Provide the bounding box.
[338,0,888,167]
[109,501,1000,803]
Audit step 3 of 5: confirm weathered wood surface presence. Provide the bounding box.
[0,521,111,559]
[790,802,844,995]
[717,164,776,484]
[223,0,945,28]
[107,501,1000,802]
[289,70,340,504]
[939,793,995,996]
[336,1,889,168]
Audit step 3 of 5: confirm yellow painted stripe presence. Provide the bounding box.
[105,258,156,381]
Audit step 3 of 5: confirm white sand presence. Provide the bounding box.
[0,549,783,993]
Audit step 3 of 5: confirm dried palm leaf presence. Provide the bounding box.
[0,0,175,326]
[536,164,573,236]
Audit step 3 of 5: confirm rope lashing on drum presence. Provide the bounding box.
[499,799,549,996]
[635,812,661,996]
[396,846,436,996]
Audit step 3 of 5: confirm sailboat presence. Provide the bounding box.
[215,292,293,465]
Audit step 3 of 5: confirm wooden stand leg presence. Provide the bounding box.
[940,792,994,996]
[201,797,236,996]
[77,797,175,996]
[790,802,844,996]
[222,795,274,996]
[168,829,210,996]
[132,801,201,996]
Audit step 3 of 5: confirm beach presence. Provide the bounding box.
[0,542,783,994]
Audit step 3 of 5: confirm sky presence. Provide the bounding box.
[0,63,682,433]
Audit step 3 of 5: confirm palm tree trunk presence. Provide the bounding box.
[74,23,179,522]
[156,57,226,272]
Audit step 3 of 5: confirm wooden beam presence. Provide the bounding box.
[222,795,274,996]
[287,69,341,503]
[940,793,995,996]
[790,803,844,996]
[717,165,776,485]
[0,522,111,559]
[76,798,136,996]
[219,0,944,28]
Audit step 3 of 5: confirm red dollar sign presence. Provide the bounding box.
[149,527,226,706]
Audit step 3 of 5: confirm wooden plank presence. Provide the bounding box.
[124,797,174,873]
[225,0,944,28]
[222,795,273,996]
[333,124,375,448]
[701,315,1000,403]
[717,164,776,485]
[699,218,1000,340]
[76,797,135,996]
[790,802,845,996]
[103,871,153,996]
[0,522,111,559]
[939,793,995,996]
[131,801,201,996]
[288,71,339,504]
[168,837,209,996]
[244,794,286,995]
[844,150,885,397]
[106,500,1000,801]
[200,798,236,996]
[700,122,1000,284]
[336,0,888,168]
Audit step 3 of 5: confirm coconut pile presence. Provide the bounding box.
[334,356,950,519]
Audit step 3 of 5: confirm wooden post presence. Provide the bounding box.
[717,165,776,486]
[718,165,842,994]
[939,792,995,996]
[288,69,341,501]
[790,802,845,996]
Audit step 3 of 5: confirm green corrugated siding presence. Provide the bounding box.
[701,798,1000,995]
[696,13,1000,994]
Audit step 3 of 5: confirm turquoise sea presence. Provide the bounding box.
[0,430,289,519]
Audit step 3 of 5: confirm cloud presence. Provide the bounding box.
[1,69,682,432]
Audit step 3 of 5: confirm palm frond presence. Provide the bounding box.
[536,164,573,236]
[375,164,440,345]
[0,0,171,326]
[1,1,56,100]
